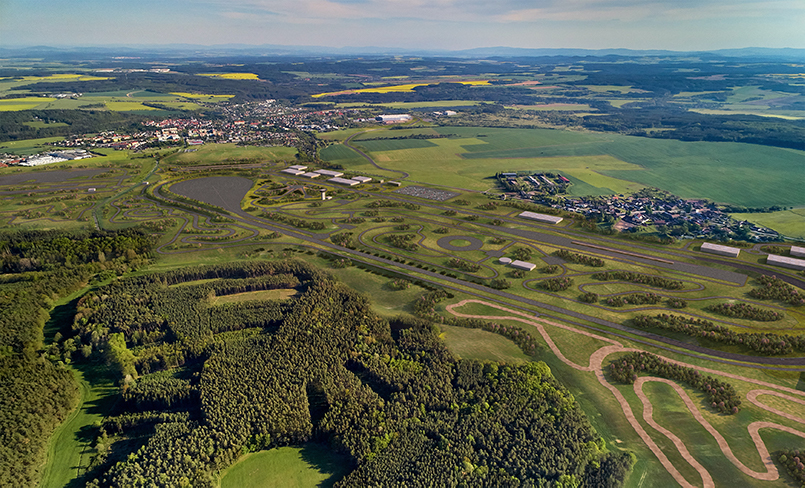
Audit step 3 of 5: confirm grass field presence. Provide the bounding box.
[167,144,298,164]
[730,208,805,239]
[40,365,118,488]
[321,126,805,207]
[211,288,298,304]
[219,445,351,488]
[439,324,530,363]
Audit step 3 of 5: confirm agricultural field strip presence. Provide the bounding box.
[159,177,805,366]
[447,299,805,487]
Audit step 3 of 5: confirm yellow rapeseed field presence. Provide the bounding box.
[198,73,259,80]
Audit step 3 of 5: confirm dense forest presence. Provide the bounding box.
[46,260,635,487]
[0,229,154,488]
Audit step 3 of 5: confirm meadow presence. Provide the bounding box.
[219,445,351,488]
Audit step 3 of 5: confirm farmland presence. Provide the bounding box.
[320,126,805,208]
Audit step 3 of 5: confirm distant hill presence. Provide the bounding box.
[1,44,804,60]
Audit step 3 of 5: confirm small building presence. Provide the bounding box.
[499,257,512,265]
[328,177,360,186]
[87,188,96,193]
[281,168,305,176]
[187,140,204,146]
[700,242,741,258]
[791,246,805,259]
[315,169,344,178]
[289,165,308,171]
[301,172,321,178]
[767,254,805,271]
[518,211,563,224]
[387,181,402,187]
[511,260,537,271]
[352,176,372,184]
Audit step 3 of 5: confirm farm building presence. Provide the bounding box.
[315,169,344,178]
[328,177,360,186]
[767,254,805,271]
[289,165,308,171]
[301,172,321,178]
[700,242,741,258]
[518,211,563,224]
[791,246,805,258]
[281,168,305,176]
[352,176,372,184]
[511,260,537,271]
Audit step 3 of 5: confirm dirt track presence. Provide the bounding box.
[447,299,805,487]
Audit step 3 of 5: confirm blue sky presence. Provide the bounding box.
[1,0,803,50]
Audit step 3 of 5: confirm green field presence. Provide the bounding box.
[321,126,805,207]
[167,144,298,164]
[730,208,805,239]
[40,366,118,488]
[212,288,298,304]
[219,445,351,488]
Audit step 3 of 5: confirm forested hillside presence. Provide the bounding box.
[0,230,154,487]
[51,261,634,487]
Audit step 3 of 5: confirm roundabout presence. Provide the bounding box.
[436,235,484,252]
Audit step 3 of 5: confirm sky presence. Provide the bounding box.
[0,0,803,51]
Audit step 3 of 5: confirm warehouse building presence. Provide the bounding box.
[281,168,305,176]
[700,242,741,258]
[767,254,805,271]
[352,176,372,184]
[301,172,321,178]
[791,246,805,259]
[289,165,308,171]
[498,256,536,271]
[315,169,344,178]
[328,177,360,186]
[518,211,563,224]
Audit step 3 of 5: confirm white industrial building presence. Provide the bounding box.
[518,211,563,224]
[352,176,372,184]
[498,256,536,271]
[767,254,805,271]
[791,246,805,258]
[315,169,344,178]
[289,165,308,171]
[281,168,305,176]
[376,114,412,123]
[301,172,321,178]
[700,242,741,258]
[19,155,68,167]
[328,177,360,186]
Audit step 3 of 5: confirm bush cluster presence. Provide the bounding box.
[388,278,411,290]
[490,278,511,290]
[330,232,354,247]
[262,212,326,230]
[632,314,803,355]
[608,352,741,415]
[706,302,783,321]
[666,298,688,309]
[477,202,499,210]
[604,293,662,307]
[387,234,418,252]
[512,247,534,261]
[580,292,599,303]
[341,216,366,224]
[592,271,683,290]
[446,258,481,273]
[539,277,573,292]
[748,275,805,306]
[555,249,605,267]
[433,227,449,234]
[777,450,805,485]
[366,199,419,210]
